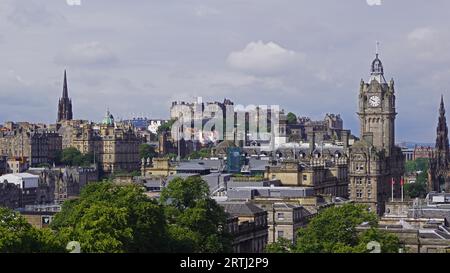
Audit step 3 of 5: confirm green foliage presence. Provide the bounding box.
[0,208,65,253]
[404,158,429,199]
[287,112,297,125]
[139,144,156,160]
[187,148,211,159]
[157,119,176,134]
[265,238,294,253]
[405,181,427,199]
[51,182,169,253]
[405,158,429,174]
[160,176,233,253]
[166,153,178,160]
[357,228,402,253]
[61,147,93,167]
[293,204,400,253]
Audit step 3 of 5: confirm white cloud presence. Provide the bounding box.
[227,41,304,75]
[55,42,118,66]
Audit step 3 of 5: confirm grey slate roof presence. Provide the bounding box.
[220,202,265,216]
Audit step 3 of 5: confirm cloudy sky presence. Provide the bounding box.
[0,0,449,143]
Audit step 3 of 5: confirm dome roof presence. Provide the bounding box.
[102,109,115,126]
[369,53,387,83]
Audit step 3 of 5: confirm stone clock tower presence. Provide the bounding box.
[349,50,405,215]
[358,53,396,156]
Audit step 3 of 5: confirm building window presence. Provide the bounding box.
[277,213,285,220]
[303,175,307,181]
[356,189,363,199]
[277,230,284,238]
[367,177,371,185]
[367,189,372,199]
[356,178,363,185]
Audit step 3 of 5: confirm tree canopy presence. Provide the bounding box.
[286,112,298,125]
[59,147,94,167]
[51,182,170,253]
[266,204,401,253]
[139,143,157,160]
[404,158,429,199]
[0,208,64,253]
[160,176,233,253]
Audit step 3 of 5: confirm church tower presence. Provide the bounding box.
[57,70,73,122]
[349,47,405,215]
[429,96,450,192]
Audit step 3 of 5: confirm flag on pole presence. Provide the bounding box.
[391,177,395,185]
[400,177,404,186]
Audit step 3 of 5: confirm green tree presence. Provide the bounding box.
[0,208,64,253]
[61,147,93,166]
[265,238,294,253]
[405,181,427,198]
[357,228,402,253]
[293,204,400,253]
[139,144,156,160]
[405,158,429,174]
[157,119,176,134]
[51,182,169,253]
[287,112,297,125]
[160,176,233,253]
[187,148,211,159]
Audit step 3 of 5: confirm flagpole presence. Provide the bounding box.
[401,177,404,202]
[391,177,394,202]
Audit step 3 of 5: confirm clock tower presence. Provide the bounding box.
[358,53,396,156]
[349,48,404,215]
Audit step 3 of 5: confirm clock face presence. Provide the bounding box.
[369,96,381,107]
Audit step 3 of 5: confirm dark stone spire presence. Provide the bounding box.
[436,95,449,157]
[63,70,69,99]
[430,95,450,192]
[57,70,73,122]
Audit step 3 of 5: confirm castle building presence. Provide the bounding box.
[57,70,73,122]
[429,96,450,192]
[348,51,405,215]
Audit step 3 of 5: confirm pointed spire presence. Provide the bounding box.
[376,41,380,58]
[63,70,69,98]
[57,69,73,122]
[440,94,445,115]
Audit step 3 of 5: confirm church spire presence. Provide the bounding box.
[63,70,69,98]
[57,70,73,122]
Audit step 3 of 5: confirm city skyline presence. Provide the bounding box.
[1,0,449,143]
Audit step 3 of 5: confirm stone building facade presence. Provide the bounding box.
[264,155,349,198]
[261,202,312,244]
[222,202,268,253]
[65,110,142,174]
[0,123,62,166]
[348,52,405,215]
